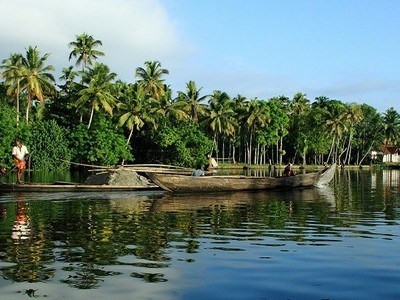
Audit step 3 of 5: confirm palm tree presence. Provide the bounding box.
[325,102,348,163]
[75,63,116,129]
[286,93,311,163]
[135,61,169,101]
[0,53,24,125]
[383,107,400,146]
[177,80,208,122]
[68,33,104,71]
[117,83,157,145]
[290,92,310,119]
[244,99,270,164]
[19,46,56,122]
[159,85,188,121]
[342,103,363,164]
[59,66,79,92]
[203,91,236,159]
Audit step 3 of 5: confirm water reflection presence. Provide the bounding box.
[0,169,399,299]
[11,200,31,242]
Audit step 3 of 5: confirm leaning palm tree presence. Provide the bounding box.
[0,53,24,125]
[68,33,104,71]
[177,80,208,122]
[135,60,169,101]
[325,102,348,163]
[19,46,56,122]
[75,63,116,129]
[342,103,363,165]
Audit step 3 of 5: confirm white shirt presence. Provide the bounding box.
[12,145,29,160]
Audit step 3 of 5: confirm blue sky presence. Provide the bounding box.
[1,0,399,113]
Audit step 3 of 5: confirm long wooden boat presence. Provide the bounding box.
[146,164,336,193]
[0,182,159,193]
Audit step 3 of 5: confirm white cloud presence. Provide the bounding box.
[0,0,190,80]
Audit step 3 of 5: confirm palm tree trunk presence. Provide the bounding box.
[326,136,336,163]
[279,136,283,165]
[88,106,95,129]
[25,94,32,123]
[127,127,134,145]
[16,80,20,126]
[248,133,253,165]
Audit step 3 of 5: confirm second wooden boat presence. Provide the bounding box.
[146,164,336,193]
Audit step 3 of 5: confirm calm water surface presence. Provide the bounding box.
[0,168,399,299]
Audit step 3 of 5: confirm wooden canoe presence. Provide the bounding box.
[146,164,336,193]
[0,182,159,193]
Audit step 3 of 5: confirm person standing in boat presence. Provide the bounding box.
[12,139,29,184]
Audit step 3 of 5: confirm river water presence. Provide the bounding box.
[0,168,399,299]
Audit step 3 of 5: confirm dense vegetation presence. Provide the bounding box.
[1,33,399,171]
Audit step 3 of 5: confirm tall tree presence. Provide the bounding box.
[287,92,310,163]
[203,91,235,158]
[135,60,169,101]
[159,85,188,121]
[19,46,56,122]
[342,103,363,165]
[177,80,208,122]
[68,33,104,71]
[353,104,384,165]
[76,63,116,129]
[0,53,24,125]
[382,107,400,146]
[117,83,157,145]
[244,99,270,164]
[325,101,347,163]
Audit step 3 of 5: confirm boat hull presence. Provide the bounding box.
[147,164,336,193]
[0,183,159,193]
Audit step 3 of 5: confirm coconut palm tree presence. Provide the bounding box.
[117,83,158,145]
[68,33,104,71]
[18,46,56,122]
[159,85,188,121]
[203,91,236,159]
[0,53,24,125]
[244,99,270,164]
[59,66,79,92]
[342,103,363,165]
[287,93,311,163]
[75,63,116,129]
[135,60,169,101]
[383,107,400,146]
[177,80,208,122]
[325,101,348,163]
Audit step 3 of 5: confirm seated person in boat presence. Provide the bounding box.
[283,162,296,177]
[191,163,205,176]
[207,154,218,170]
[191,169,205,176]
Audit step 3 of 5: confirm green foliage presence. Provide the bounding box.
[0,105,17,165]
[44,90,82,128]
[69,115,132,166]
[134,119,213,168]
[28,120,71,170]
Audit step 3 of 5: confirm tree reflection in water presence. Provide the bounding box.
[0,168,398,298]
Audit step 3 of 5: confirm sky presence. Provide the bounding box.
[0,0,399,113]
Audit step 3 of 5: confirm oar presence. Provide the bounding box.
[27,152,32,183]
